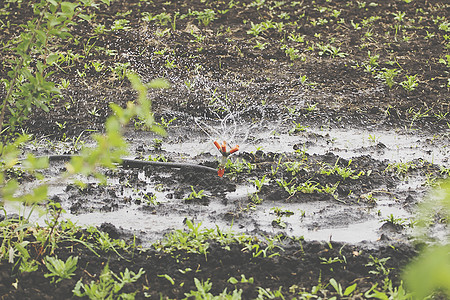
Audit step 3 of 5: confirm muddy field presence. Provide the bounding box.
[1,0,450,299]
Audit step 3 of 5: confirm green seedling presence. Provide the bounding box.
[366,255,391,276]
[271,207,294,217]
[249,175,268,191]
[289,121,308,134]
[185,278,243,299]
[158,274,175,285]
[156,116,177,129]
[257,287,285,299]
[44,255,78,283]
[109,62,130,80]
[328,278,357,298]
[73,264,144,299]
[378,68,399,88]
[110,19,130,31]
[228,274,254,284]
[288,33,305,43]
[185,186,206,201]
[284,161,308,176]
[400,74,418,92]
[192,9,217,26]
[153,220,213,256]
[320,159,362,180]
[385,161,416,178]
[276,178,297,196]
[381,214,407,227]
[392,11,406,22]
[152,138,163,151]
[285,47,300,61]
[254,41,268,50]
[247,22,265,36]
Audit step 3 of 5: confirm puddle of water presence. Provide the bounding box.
[163,126,449,168]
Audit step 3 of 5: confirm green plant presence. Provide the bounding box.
[153,219,213,256]
[316,43,348,58]
[400,74,418,91]
[289,121,308,134]
[320,159,362,180]
[109,62,131,80]
[0,0,110,134]
[381,214,407,227]
[185,186,206,201]
[392,11,406,22]
[110,19,130,31]
[403,180,450,299]
[228,274,254,285]
[157,116,177,129]
[185,278,243,299]
[385,161,416,178]
[247,22,266,36]
[284,47,300,61]
[192,9,217,26]
[254,41,268,50]
[44,255,78,283]
[249,175,267,192]
[378,68,399,88]
[288,33,305,43]
[73,264,145,299]
[328,278,357,298]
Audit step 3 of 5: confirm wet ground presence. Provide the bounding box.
[1,0,450,298]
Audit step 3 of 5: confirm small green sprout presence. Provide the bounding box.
[185,186,206,201]
[400,74,418,92]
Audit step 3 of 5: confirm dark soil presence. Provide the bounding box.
[1,0,449,299]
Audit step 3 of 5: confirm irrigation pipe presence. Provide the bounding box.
[39,155,218,173]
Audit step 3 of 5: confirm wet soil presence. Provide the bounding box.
[1,0,450,298]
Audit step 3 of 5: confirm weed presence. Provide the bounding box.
[316,43,348,58]
[257,287,285,299]
[110,19,131,31]
[225,158,254,174]
[109,62,131,80]
[320,159,362,180]
[392,11,406,23]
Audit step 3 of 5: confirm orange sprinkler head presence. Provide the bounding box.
[218,168,225,177]
[221,141,227,153]
[229,145,239,154]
